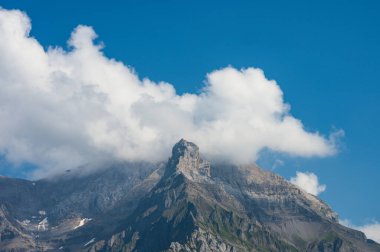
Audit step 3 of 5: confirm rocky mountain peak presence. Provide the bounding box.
[1,140,379,251]
[172,139,199,160]
[164,139,210,179]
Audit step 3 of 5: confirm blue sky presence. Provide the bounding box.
[0,0,379,228]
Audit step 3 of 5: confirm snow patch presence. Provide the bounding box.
[84,238,95,247]
[74,218,92,229]
[38,217,48,231]
[38,210,46,215]
[20,219,31,225]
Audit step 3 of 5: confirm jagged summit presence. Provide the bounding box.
[164,139,210,179]
[170,139,199,163]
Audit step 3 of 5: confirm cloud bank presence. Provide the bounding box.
[290,171,326,196]
[0,8,339,177]
[340,220,380,243]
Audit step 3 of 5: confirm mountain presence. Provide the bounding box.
[0,162,164,251]
[0,139,379,251]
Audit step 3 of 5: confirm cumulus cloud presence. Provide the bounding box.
[0,8,340,177]
[290,171,326,195]
[340,219,380,243]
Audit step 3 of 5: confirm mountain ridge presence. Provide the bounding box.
[0,139,379,251]
[87,139,379,252]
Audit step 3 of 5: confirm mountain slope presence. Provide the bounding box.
[0,140,379,251]
[88,139,380,252]
[0,162,164,251]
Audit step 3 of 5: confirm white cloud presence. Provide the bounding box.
[0,8,341,178]
[272,159,284,170]
[290,171,326,195]
[340,219,380,243]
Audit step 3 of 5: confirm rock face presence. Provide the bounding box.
[0,162,164,251]
[164,139,211,179]
[0,139,379,251]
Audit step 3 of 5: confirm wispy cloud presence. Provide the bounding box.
[0,8,341,177]
[290,171,326,196]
